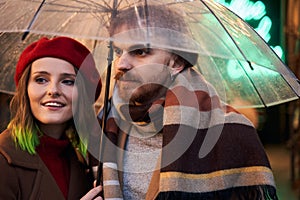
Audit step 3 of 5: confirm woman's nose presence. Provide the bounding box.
[47,83,61,97]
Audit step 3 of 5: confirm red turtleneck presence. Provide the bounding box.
[36,135,70,199]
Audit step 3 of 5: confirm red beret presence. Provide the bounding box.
[15,36,101,101]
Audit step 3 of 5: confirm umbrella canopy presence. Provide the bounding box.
[0,0,299,108]
[0,32,107,96]
[0,0,111,40]
[0,32,51,95]
[105,0,300,108]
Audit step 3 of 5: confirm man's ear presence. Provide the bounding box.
[169,55,185,76]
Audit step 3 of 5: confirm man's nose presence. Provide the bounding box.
[115,52,132,71]
[47,82,61,97]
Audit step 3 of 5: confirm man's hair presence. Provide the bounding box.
[109,4,198,67]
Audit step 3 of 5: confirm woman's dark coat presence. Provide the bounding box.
[0,130,93,200]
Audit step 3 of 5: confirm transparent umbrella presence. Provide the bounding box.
[1,0,300,189]
[102,0,300,108]
[0,0,299,108]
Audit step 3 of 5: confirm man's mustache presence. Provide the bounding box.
[114,71,125,80]
[114,71,141,82]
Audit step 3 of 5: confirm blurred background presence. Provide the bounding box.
[1,0,300,199]
[216,0,300,199]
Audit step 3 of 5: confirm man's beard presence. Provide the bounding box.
[114,70,170,105]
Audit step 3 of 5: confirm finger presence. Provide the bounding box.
[80,185,102,200]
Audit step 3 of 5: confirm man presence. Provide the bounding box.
[99,4,278,200]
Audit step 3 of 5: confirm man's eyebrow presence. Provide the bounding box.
[112,43,149,51]
[128,44,149,51]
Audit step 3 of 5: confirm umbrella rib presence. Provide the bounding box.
[242,61,267,107]
[40,1,113,39]
[22,0,46,40]
[45,1,114,13]
[279,73,300,99]
[74,0,116,12]
[144,0,150,49]
[200,1,249,67]
[200,0,268,107]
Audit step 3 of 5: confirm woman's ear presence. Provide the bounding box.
[168,55,185,76]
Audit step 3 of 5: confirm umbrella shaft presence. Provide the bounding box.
[96,41,114,187]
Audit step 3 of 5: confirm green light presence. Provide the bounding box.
[255,16,271,42]
[214,0,284,80]
[272,45,283,59]
[226,60,279,80]
[226,60,244,79]
[214,0,283,59]
[215,0,266,20]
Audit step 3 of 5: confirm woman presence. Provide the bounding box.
[0,37,102,200]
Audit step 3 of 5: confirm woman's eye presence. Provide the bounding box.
[35,77,47,83]
[62,79,75,86]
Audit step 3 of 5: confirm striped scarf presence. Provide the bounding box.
[101,67,278,199]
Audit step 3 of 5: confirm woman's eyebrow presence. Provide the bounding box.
[60,73,76,78]
[31,71,76,78]
[32,71,49,75]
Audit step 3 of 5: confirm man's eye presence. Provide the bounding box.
[130,48,151,56]
[114,47,123,56]
[62,79,75,86]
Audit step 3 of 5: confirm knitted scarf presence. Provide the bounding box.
[100,67,278,199]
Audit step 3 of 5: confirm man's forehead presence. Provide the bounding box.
[110,27,171,49]
[110,27,199,54]
[111,30,152,49]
